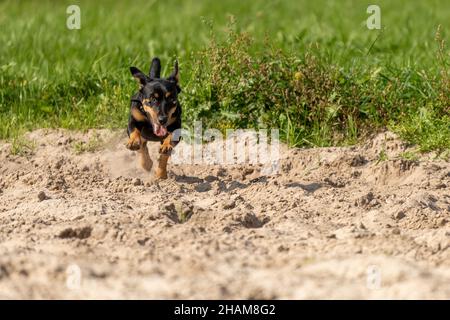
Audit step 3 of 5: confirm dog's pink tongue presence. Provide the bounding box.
[154,125,167,137]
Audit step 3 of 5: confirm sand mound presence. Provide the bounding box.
[0,129,449,299]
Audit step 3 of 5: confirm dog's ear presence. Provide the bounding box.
[130,67,148,87]
[149,57,161,79]
[167,60,179,84]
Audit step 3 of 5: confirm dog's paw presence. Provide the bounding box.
[126,130,142,151]
[159,143,173,154]
[126,139,141,151]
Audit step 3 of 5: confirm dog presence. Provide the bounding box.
[126,57,182,179]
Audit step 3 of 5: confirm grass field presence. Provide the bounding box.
[0,0,449,153]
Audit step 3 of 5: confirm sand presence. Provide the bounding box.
[0,129,449,299]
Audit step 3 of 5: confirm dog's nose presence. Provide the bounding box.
[158,115,168,124]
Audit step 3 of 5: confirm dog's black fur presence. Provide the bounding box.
[126,57,181,148]
[126,57,181,178]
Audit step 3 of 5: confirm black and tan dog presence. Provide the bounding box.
[126,57,181,179]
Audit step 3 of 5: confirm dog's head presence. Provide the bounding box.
[130,57,180,137]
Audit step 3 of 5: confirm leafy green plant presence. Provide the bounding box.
[183,23,450,150]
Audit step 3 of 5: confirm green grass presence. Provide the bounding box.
[376,149,389,164]
[72,134,104,154]
[399,151,420,161]
[9,137,36,156]
[0,0,449,152]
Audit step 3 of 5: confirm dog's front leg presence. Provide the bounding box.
[126,128,142,151]
[159,132,176,154]
[155,133,174,179]
[155,153,170,179]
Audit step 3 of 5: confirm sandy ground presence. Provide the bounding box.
[0,128,449,299]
